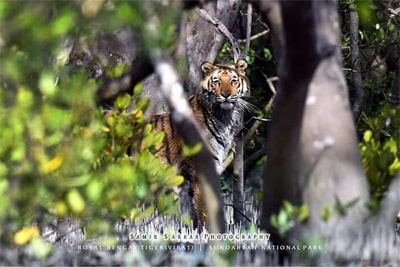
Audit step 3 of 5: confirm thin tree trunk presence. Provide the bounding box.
[233,132,245,225]
[349,3,364,120]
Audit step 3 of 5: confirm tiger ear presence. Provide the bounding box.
[235,59,248,74]
[201,61,215,76]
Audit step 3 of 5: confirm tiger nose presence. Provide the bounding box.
[221,91,231,98]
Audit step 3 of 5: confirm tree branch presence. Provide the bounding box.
[152,57,225,234]
[239,29,270,43]
[197,8,241,61]
[243,3,253,58]
[232,131,245,225]
[349,4,364,120]
[244,144,267,174]
[231,2,254,226]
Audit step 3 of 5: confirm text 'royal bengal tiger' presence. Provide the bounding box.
[151,59,251,227]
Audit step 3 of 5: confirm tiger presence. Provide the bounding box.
[151,59,251,227]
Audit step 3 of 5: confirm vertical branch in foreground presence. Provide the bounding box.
[232,129,245,225]
[349,3,364,120]
[152,57,225,234]
[233,3,252,225]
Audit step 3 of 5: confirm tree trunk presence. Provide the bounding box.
[143,0,242,114]
[185,0,242,93]
[233,132,245,225]
[255,0,371,263]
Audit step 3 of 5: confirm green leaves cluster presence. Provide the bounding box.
[340,0,400,214]
[97,93,184,221]
[360,104,400,213]
[0,0,182,247]
[270,201,309,236]
[0,67,101,243]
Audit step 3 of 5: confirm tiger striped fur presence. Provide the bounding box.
[151,59,251,227]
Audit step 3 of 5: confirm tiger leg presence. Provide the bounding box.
[180,159,207,229]
[192,180,207,228]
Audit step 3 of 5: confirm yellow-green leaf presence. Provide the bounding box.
[182,142,202,157]
[133,82,144,96]
[55,201,68,217]
[115,93,131,110]
[322,204,333,222]
[164,175,184,187]
[39,71,56,96]
[298,204,309,222]
[29,237,52,259]
[134,205,155,221]
[14,226,40,245]
[41,153,64,174]
[363,130,372,143]
[389,157,400,176]
[86,180,103,201]
[67,189,85,215]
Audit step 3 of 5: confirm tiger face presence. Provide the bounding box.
[199,59,250,114]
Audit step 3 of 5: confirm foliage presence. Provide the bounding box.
[0,1,182,249]
[270,201,309,236]
[360,104,400,214]
[340,0,400,213]
[0,2,399,265]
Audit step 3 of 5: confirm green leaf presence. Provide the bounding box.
[344,197,359,209]
[17,88,34,109]
[133,82,144,96]
[29,237,52,259]
[115,94,132,111]
[298,204,309,222]
[52,10,75,36]
[278,210,288,226]
[363,130,372,142]
[67,189,85,215]
[356,0,376,25]
[182,142,202,157]
[182,214,193,226]
[86,180,103,201]
[0,179,8,193]
[322,204,333,222]
[134,205,155,221]
[164,175,184,187]
[270,214,278,228]
[135,180,148,200]
[389,158,400,176]
[39,71,56,96]
[0,163,8,177]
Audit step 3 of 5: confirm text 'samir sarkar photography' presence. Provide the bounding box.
[0,0,399,266]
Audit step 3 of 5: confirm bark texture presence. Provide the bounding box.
[255,0,378,264]
[143,0,242,115]
[349,4,364,119]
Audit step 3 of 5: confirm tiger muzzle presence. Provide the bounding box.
[218,95,235,110]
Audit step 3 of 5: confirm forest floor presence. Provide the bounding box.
[0,192,286,266]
